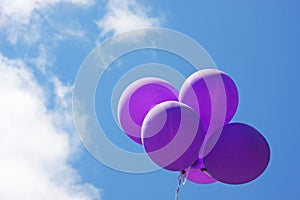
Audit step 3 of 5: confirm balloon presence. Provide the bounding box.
[142,101,205,171]
[179,69,238,132]
[179,69,239,157]
[118,77,178,144]
[184,159,217,184]
[203,123,270,184]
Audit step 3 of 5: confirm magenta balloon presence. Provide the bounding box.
[203,123,270,184]
[142,101,205,171]
[118,78,178,144]
[184,159,217,184]
[179,69,238,132]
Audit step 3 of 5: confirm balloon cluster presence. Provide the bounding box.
[118,69,270,185]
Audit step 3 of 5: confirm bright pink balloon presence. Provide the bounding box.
[142,101,205,171]
[118,78,178,144]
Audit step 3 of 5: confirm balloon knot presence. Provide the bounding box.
[200,167,207,172]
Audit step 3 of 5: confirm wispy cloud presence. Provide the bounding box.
[96,0,163,36]
[0,0,94,25]
[0,0,94,45]
[0,0,95,80]
[0,53,101,200]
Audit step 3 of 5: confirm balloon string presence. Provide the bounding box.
[183,167,191,185]
[175,173,183,200]
[175,168,190,200]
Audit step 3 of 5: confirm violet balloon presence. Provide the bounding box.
[203,123,270,184]
[142,101,205,171]
[118,78,178,144]
[184,159,217,184]
[179,69,238,133]
[179,69,239,158]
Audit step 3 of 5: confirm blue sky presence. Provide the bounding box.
[0,0,299,200]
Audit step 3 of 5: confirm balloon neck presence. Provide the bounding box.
[192,161,198,166]
[200,167,207,172]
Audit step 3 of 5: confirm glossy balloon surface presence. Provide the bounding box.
[118,78,178,144]
[204,123,270,184]
[142,101,205,171]
[179,69,238,132]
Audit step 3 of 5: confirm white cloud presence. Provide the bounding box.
[96,0,162,36]
[0,0,94,44]
[0,53,101,200]
[28,45,53,73]
[0,0,94,24]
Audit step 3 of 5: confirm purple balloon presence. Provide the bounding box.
[179,69,239,157]
[184,159,217,184]
[142,101,205,171]
[118,78,178,144]
[179,69,238,132]
[203,123,270,184]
